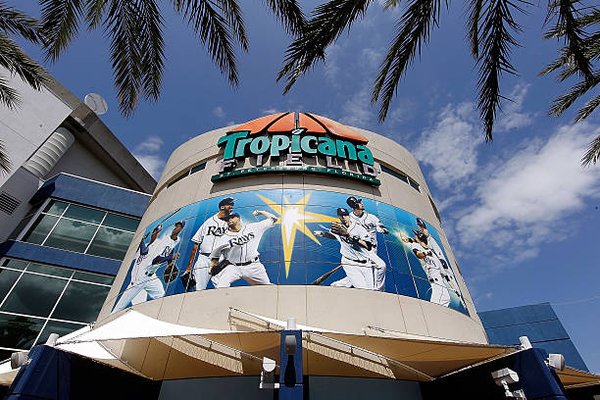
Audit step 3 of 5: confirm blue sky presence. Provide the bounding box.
[14,2,600,372]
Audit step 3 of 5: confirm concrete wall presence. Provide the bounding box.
[98,122,487,345]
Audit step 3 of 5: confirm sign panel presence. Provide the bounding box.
[112,190,467,315]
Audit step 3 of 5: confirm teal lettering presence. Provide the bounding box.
[300,136,317,153]
[235,138,253,157]
[291,135,301,153]
[218,131,249,160]
[317,137,336,156]
[270,135,290,157]
[249,136,270,155]
[336,140,357,160]
[357,145,374,165]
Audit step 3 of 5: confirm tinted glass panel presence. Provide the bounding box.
[1,274,67,316]
[36,320,84,345]
[23,214,58,244]
[102,214,139,231]
[0,313,44,349]
[190,162,206,174]
[43,200,68,216]
[0,350,12,362]
[26,263,73,278]
[72,271,114,285]
[63,204,105,224]
[44,219,97,253]
[0,269,21,300]
[2,259,28,270]
[52,282,109,322]
[86,227,133,259]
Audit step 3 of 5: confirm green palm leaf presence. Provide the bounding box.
[40,0,84,62]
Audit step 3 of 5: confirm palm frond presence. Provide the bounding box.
[40,0,84,62]
[0,33,47,92]
[138,0,165,101]
[173,0,239,86]
[371,0,443,122]
[548,73,599,116]
[473,0,525,141]
[467,0,484,58]
[105,1,143,116]
[383,0,402,8]
[277,0,372,93]
[545,0,594,81]
[85,0,109,29]
[574,91,600,122]
[264,0,306,36]
[0,73,19,108]
[582,134,600,166]
[217,0,248,50]
[0,137,11,174]
[0,3,44,43]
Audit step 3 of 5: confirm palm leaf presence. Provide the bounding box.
[137,0,165,101]
[0,73,19,108]
[0,33,47,93]
[574,91,600,122]
[548,74,599,117]
[85,0,109,30]
[0,3,44,43]
[277,0,372,93]
[0,137,10,174]
[468,0,484,58]
[217,0,248,50]
[264,0,306,36]
[473,0,525,141]
[371,0,443,122]
[40,0,84,62]
[173,0,239,85]
[582,133,600,166]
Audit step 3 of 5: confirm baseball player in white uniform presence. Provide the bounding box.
[183,197,235,290]
[346,196,388,291]
[314,208,377,290]
[113,221,184,312]
[208,210,277,287]
[401,234,450,307]
[415,218,465,305]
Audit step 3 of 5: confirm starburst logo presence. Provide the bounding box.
[258,192,338,278]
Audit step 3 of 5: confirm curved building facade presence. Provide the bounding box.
[96,112,488,386]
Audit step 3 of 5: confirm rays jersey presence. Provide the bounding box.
[350,211,384,248]
[330,220,373,262]
[132,234,179,281]
[212,218,275,264]
[191,213,229,254]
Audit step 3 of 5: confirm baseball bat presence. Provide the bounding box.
[311,264,343,285]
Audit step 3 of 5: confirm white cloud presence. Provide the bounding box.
[414,102,482,190]
[339,86,375,127]
[262,107,280,115]
[496,83,533,132]
[133,135,165,179]
[212,106,226,119]
[456,122,600,263]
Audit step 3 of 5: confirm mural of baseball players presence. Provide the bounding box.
[208,209,277,287]
[182,197,236,291]
[113,221,184,312]
[112,190,468,315]
[314,208,377,289]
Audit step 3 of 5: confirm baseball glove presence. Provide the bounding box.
[180,270,196,290]
[210,259,232,276]
[163,264,179,283]
[330,222,349,237]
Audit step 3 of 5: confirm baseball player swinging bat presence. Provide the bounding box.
[311,264,343,285]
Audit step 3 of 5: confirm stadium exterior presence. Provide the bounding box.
[5,112,600,399]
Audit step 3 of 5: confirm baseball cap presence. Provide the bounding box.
[346,196,362,209]
[225,212,241,220]
[174,220,186,228]
[219,197,235,207]
[151,224,163,234]
[416,217,426,227]
[336,207,349,216]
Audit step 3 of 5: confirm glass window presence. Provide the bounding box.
[0,313,45,349]
[1,274,67,317]
[190,162,206,174]
[43,219,98,253]
[52,282,110,323]
[23,214,58,244]
[102,214,139,231]
[63,204,105,224]
[0,269,21,300]
[86,227,133,260]
[2,259,28,270]
[25,263,73,278]
[0,349,12,362]
[35,320,84,345]
[72,271,114,285]
[43,200,68,216]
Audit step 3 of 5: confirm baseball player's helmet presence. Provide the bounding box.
[346,196,362,209]
[219,197,235,207]
[226,212,241,220]
[151,224,163,235]
[175,220,186,228]
[416,217,426,228]
[336,207,349,216]
[413,229,428,243]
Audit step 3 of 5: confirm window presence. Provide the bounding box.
[167,162,207,188]
[381,164,420,192]
[0,259,113,355]
[22,200,139,260]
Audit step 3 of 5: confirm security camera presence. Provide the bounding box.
[259,357,279,390]
[547,354,565,371]
[492,368,526,399]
